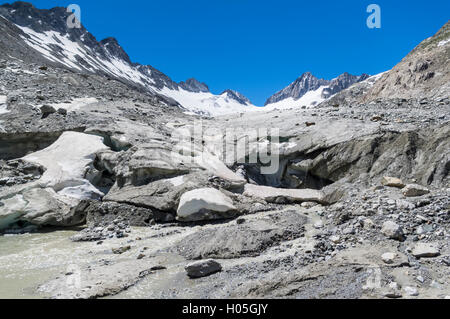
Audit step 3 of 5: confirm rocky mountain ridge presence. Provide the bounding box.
[0,2,254,115]
[0,2,371,114]
[0,2,448,300]
[265,72,369,107]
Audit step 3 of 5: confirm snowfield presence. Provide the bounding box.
[263,73,386,111]
[159,87,258,116]
[438,38,450,47]
[264,86,329,110]
[17,25,154,88]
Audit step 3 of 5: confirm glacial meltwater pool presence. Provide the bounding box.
[0,230,82,299]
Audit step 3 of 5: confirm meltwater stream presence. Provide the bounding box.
[0,230,79,298]
[0,226,194,299]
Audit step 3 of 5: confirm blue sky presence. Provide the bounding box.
[2,0,449,104]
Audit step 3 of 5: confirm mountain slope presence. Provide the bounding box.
[363,21,450,102]
[0,2,255,116]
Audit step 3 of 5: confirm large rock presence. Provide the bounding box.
[105,172,212,213]
[0,132,109,229]
[40,104,56,118]
[0,187,85,228]
[22,131,109,199]
[412,243,440,258]
[381,252,397,264]
[185,260,222,279]
[112,142,192,187]
[402,184,430,197]
[381,177,405,188]
[177,188,237,222]
[84,200,175,227]
[243,184,326,204]
[381,221,405,241]
[174,210,308,259]
[270,124,450,188]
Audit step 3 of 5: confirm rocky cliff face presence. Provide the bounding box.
[321,72,370,99]
[265,72,329,105]
[179,78,210,93]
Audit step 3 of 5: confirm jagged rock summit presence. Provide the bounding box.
[265,72,369,109]
[220,89,252,105]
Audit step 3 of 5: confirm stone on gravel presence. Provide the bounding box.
[381,252,397,264]
[412,243,440,258]
[40,104,56,117]
[404,286,419,296]
[381,221,405,241]
[112,246,131,255]
[330,235,341,244]
[383,282,403,299]
[243,184,326,204]
[381,177,405,188]
[185,259,222,279]
[177,188,237,222]
[402,184,430,197]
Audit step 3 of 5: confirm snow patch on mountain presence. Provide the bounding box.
[49,97,99,112]
[14,24,256,116]
[264,72,371,110]
[16,25,154,88]
[437,38,450,47]
[159,87,257,116]
[363,72,387,86]
[264,86,329,110]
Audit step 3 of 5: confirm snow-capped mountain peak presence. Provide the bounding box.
[220,89,252,105]
[264,72,370,109]
[265,72,329,106]
[100,37,132,64]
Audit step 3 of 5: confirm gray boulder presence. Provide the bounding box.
[174,210,308,259]
[403,184,430,197]
[177,188,237,222]
[381,177,405,188]
[185,260,222,279]
[381,221,405,241]
[412,243,440,258]
[40,105,56,118]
